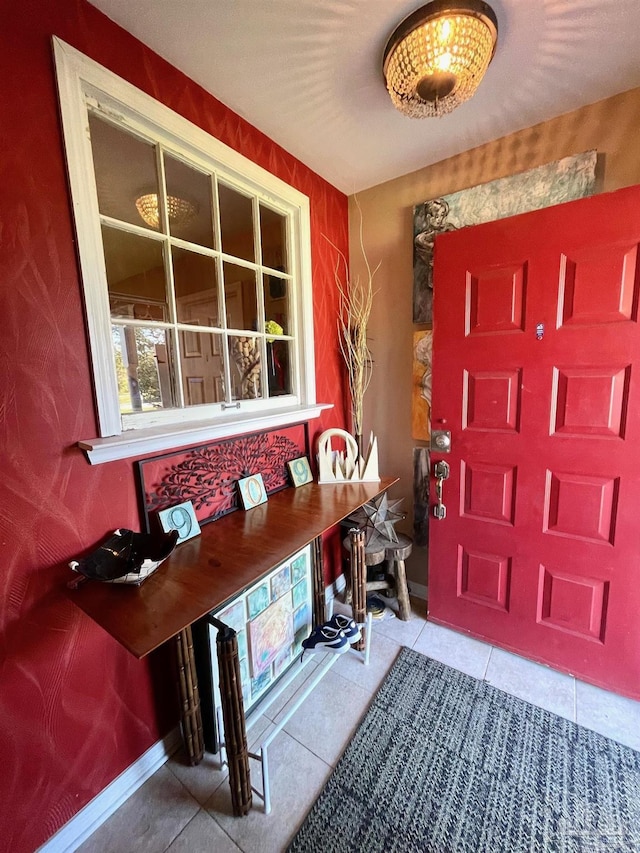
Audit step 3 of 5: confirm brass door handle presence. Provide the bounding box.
[433,460,450,520]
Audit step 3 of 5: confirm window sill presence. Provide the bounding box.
[78,403,333,465]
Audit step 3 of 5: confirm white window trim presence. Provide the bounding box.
[78,403,332,465]
[53,37,329,464]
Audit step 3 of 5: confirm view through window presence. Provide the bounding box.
[89,112,295,428]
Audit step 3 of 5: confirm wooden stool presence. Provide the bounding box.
[342,533,413,621]
[384,534,412,621]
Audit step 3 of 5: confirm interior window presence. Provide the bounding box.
[54,38,319,459]
[84,109,300,430]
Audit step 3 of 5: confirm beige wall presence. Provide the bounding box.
[349,87,640,589]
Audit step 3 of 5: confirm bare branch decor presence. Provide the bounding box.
[325,199,380,453]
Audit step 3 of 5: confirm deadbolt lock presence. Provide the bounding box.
[430,430,451,453]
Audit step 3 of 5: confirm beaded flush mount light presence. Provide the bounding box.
[382,0,498,118]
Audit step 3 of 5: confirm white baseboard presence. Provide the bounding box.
[324,573,346,606]
[43,576,426,853]
[37,727,181,853]
[408,580,427,601]
[42,576,423,853]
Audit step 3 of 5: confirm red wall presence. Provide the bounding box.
[0,2,348,850]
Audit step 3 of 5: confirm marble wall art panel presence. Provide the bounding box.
[412,330,432,441]
[412,151,597,323]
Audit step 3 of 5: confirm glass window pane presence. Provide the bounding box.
[264,274,290,335]
[102,226,167,320]
[89,114,160,231]
[164,154,214,248]
[266,339,292,397]
[172,248,219,326]
[229,335,263,400]
[179,331,225,405]
[223,262,257,332]
[260,205,288,273]
[113,325,175,414]
[219,183,255,263]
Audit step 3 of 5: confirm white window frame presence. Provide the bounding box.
[53,38,329,465]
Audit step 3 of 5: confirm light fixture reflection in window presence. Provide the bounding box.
[135,193,198,229]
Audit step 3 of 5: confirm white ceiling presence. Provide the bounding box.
[89,0,640,194]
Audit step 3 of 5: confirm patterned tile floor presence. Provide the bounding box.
[77,597,640,853]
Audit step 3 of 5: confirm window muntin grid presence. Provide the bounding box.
[87,111,297,430]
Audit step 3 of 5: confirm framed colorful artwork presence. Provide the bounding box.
[247,583,270,620]
[287,456,313,487]
[157,500,201,543]
[291,552,308,584]
[237,630,248,661]
[293,603,310,636]
[238,474,268,510]
[251,669,272,698]
[219,599,246,633]
[249,595,294,677]
[205,543,313,713]
[292,577,308,610]
[239,657,250,702]
[270,564,291,601]
[273,646,292,678]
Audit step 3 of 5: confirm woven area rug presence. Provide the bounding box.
[287,647,640,853]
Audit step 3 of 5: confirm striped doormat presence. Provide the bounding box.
[287,647,640,852]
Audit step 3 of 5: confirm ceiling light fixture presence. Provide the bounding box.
[135,193,197,229]
[382,0,498,118]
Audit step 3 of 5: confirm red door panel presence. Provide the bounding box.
[429,184,640,700]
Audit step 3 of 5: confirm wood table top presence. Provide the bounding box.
[67,477,398,658]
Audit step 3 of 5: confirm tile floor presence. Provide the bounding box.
[77,598,640,853]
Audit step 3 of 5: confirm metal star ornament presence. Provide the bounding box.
[347,493,405,543]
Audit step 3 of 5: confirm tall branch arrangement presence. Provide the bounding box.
[326,202,380,452]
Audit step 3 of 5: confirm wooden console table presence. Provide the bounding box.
[69,478,397,813]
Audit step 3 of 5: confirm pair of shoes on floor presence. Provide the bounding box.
[301,614,361,656]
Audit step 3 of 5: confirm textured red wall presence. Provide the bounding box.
[0,2,348,850]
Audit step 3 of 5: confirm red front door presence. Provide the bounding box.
[428,184,640,700]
